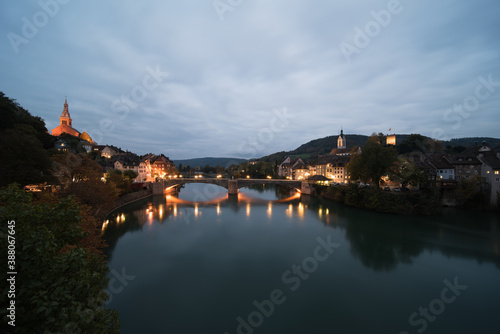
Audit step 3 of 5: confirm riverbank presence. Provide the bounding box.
[312,184,441,215]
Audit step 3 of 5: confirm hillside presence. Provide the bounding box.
[446,137,500,148]
[259,134,370,162]
[173,157,248,168]
[258,134,500,163]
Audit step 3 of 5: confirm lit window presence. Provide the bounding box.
[495,171,499,175]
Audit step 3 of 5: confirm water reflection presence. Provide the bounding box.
[102,185,500,271]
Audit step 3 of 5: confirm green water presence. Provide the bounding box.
[102,184,500,334]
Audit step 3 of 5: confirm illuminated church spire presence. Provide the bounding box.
[59,97,72,127]
[337,127,346,149]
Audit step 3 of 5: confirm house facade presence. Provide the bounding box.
[446,148,482,181]
[476,145,500,205]
[426,154,455,181]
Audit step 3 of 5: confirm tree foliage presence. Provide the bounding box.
[0,92,55,187]
[396,134,443,154]
[388,157,427,188]
[0,184,119,333]
[51,153,118,216]
[347,134,398,188]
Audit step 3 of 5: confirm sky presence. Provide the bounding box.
[1,0,500,159]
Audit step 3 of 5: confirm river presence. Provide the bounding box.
[102,183,500,334]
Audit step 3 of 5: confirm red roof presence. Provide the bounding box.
[51,124,80,137]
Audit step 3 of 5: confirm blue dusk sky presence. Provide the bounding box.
[1,0,499,159]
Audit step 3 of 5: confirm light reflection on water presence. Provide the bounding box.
[102,184,500,334]
[103,184,307,232]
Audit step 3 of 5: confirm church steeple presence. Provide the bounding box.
[59,98,72,127]
[337,128,346,149]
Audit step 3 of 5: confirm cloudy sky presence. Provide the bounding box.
[1,0,499,159]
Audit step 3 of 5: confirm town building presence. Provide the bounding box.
[426,154,455,181]
[278,157,306,179]
[446,148,482,181]
[100,145,125,159]
[310,155,350,184]
[475,144,500,206]
[150,154,176,180]
[113,153,141,174]
[292,159,310,181]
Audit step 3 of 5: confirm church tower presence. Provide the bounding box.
[59,98,72,127]
[51,98,80,137]
[337,129,346,149]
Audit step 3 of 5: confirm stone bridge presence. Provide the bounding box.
[155,178,308,195]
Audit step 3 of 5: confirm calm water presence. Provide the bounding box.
[102,184,500,334]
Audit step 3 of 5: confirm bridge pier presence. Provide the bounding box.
[228,180,238,194]
[301,182,313,195]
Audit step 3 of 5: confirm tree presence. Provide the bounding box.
[105,169,139,196]
[396,134,443,154]
[0,92,55,187]
[123,170,138,181]
[52,152,104,184]
[0,184,119,333]
[52,153,118,215]
[347,134,398,188]
[389,157,427,188]
[456,174,488,207]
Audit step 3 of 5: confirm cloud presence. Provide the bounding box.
[1,0,499,159]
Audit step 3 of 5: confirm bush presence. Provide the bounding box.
[0,184,119,333]
[315,183,440,215]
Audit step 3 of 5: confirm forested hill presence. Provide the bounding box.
[447,137,500,147]
[259,134,371,162]
[173,157,248,168]
[258,134,500,163]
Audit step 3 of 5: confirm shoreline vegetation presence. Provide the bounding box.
[311,183,497,215]
[312,184,438,215]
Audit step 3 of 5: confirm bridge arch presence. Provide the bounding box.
[157,178,306,195]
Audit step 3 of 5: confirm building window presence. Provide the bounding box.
[495,171,499,175]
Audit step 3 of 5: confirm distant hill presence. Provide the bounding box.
[173,157,247,168]
[259,134,370,162]
[445,137,500,148]
[258,134,500,163]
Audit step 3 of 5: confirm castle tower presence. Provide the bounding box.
[337,129,346,149]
